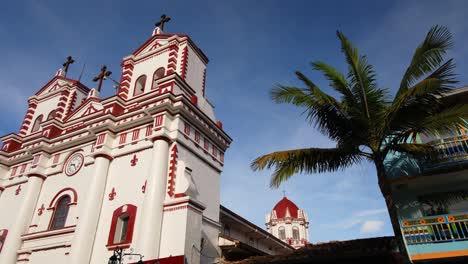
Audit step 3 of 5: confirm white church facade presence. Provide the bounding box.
[0,19,293,264]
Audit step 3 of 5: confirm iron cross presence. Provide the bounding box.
[92,65,112,92]
[62,56,75,77]
[155,14,171,31]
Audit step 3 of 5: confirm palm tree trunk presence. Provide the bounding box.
[375,160,411,264]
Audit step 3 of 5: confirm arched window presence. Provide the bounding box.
[31,115,44,133]
[292,227,300,239]
[278,226,286,240]
[107,204,137,248]
[47,110,56,120]
[50,196,70,229]
[152,67,165,89]
[133,75,147,96]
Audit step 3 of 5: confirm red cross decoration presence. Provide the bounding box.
[38,204,45,216]
[108,187,117,201]
[141,180,147,194]
[15,185,21,195]
[130,154,138,167]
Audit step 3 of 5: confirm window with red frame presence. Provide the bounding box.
[107,204,137,248]
[50,196,70,229]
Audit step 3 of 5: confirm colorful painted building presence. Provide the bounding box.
[385,87,468,263]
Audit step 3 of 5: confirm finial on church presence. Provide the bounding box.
[62,56,75,77]
[282,190,286,197]
[154,14,171,34]
[92,65,112,93]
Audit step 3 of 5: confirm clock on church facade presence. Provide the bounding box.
[0,18,234,264]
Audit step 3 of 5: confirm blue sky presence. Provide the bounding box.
[1,0,468,242]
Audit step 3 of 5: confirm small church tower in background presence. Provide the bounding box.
[266,196,309,249]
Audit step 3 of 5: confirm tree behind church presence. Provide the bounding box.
[251,25,468,261]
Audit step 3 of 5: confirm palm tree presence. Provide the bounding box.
[251,26,468,259]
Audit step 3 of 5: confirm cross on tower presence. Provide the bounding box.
[62,56,75,77]
[282,190,286,197]
[92,65,112,92]
[155,14,171,31]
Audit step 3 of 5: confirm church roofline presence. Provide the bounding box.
[129,33,209,64]
[220,205,294,250]
[33,75,90,97]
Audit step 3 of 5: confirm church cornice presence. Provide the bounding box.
[0,92,230,166]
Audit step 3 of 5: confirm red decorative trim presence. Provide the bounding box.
[180,46,189,80]
[96,133,106,145]
[94,153,114,161]
[38,203,45,216]
[190,95,198,105]
[141,180,147,193]
[28,173,47,180]
[167,144,178,197]
[174,193,186,198]
[53,153,60,164]
[202,68,206,97]
[145,125,153,137]
[119,133,127,145]
[163,199,205,211]
[108,187,117,201]
[48,188,78,208]
[107,204,137,248]
[184,122,191,136]
[31,244,71,252]
[20,163,27,174]
[15,184,22,195]
[151,136,171,143]
[132,129,140,142]
[0,229,8,253]
[216,121,223,129]
[64,90,77,118]
[130,154,138,167]
[138,255,184,264]
[154,114,164,128]
[11,166,18,176]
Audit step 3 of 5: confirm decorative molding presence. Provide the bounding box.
[108,187,117,201]
[167,144,178,197]
[130,154,138,167]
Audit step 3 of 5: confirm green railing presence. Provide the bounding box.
[400,212,468,245]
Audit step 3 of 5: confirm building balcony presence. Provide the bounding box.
[400,212,468,261]
[385,136,468,180]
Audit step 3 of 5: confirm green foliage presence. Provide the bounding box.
[252,25,468,188]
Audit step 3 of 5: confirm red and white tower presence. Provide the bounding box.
[266,197,309,249]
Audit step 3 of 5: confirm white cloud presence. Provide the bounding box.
[360,220,384,234]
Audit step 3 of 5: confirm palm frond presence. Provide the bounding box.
[251,147,361,188]
[415,104,468,136]
[397,25,453,98]
[311,61,355,106]
[336,31,372,118]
